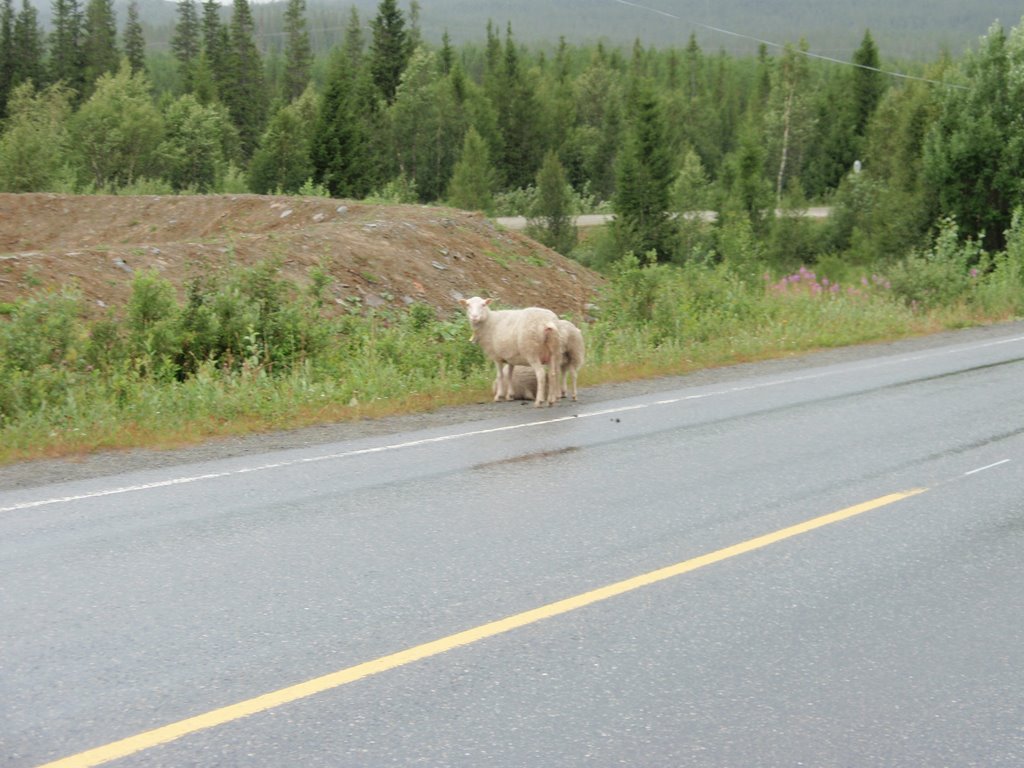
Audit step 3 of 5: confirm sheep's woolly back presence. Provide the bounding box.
[463,298,560,367]
[558,319,585,369]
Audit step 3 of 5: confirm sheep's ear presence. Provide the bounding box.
[459,298,468,306]
[484,298,493,306]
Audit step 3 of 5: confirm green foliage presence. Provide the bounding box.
[613,79,677,262]
[70,62,164,190]
[159,93,233,192]
[885,217,983,309]
[525,150,578,255]
[447,126,496,213]
[370,0,411,105]
[81,0,119,92]
[282,0,312,101]
[922,21,1024,251]
[248,90,316,194]
[311,47,374,198]
[0,82,74,192]
[221,0,267,159]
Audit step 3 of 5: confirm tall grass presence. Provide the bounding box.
[3,214,1023,463]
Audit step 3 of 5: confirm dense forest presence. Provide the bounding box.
[3,0,1024,271]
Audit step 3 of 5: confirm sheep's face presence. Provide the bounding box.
[462,296,491,326]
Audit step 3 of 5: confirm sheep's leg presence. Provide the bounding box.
[505,363,516,401]
[564,366,577,400]
[528,361,548,406]
[493,362,506,401]
[547,353,561,406]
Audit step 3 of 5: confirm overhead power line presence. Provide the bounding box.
[612,0,966,89]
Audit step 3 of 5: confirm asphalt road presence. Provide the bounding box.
[2,324,1023,767]
[495,207,831,230]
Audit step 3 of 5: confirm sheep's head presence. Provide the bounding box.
[461,296,492,325]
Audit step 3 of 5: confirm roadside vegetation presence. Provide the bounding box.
[3,209,1023,464]
[3,2,1024,462]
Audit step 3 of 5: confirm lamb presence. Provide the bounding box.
[498,319,586,401]
[494,365,542,401]
[462,296,562,407]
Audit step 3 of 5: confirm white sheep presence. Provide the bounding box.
[462,296,562,407]
[499,319,586,401]
[556,318,585,400]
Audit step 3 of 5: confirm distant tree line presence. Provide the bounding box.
[3,0,1024,265]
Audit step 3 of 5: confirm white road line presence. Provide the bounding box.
[964,459,1011,476]
[3,334,1023,515]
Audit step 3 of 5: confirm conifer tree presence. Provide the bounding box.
[49,0,85,96]
[123,1,145,75]
[201,0,226,96]
[282,0,311,102]
[438,30,453,75]
[447,126,495,213]
[493,24,542,190]
[613,80,677,261]
[221,0,266,158]
[171,0,200,90]
[526,150,577,255]
[311,47,372,198]
[851,30,884,137]
[12,0,45,90]
[81,0,119,92]
[0,0,14,116]
[369,0,409,104]
[341,6,364,70]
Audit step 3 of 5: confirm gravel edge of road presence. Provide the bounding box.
[3,320,1022,492]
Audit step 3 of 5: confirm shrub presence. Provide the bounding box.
[886,217,982,309]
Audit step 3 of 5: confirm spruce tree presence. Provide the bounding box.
[201,0,226,97]
[81,0,119,92]
[49,0,85,97]
[613,80,677,262]
[123,1,145,75]
[341,6,364,70]
[221,0,266,158]
[311,48,372,198]
[171,0,200,91]
[369,0,409,105]
[12,0,45,90]
[447,126,495,213]
[438,29,453,75]
[0,0,13,116]
[494,24,542,190]
[526,150,577,255]
[851,30,884,137]
[282,0,311,102]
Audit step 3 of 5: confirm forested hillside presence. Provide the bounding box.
[28,0,1024,58]
[4,0,1024,269]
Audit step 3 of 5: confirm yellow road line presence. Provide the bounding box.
[37,488,927,768]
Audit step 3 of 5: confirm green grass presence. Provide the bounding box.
[1,246,1022,465]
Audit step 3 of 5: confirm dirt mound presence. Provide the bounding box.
[0,193,604,319]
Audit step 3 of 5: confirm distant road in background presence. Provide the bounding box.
[496,207,831,231]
